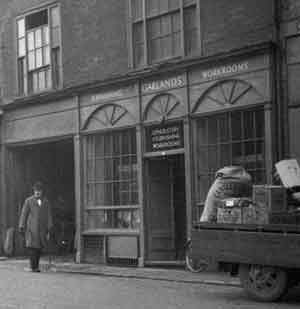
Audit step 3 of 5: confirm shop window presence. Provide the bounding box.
[17,5,62,95]
[195,108,266,206]
[85,129,140,230]
[130,0,198,67]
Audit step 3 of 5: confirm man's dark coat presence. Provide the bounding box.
[19,195,53,249]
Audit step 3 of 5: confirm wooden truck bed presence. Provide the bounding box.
[191,223,300,269]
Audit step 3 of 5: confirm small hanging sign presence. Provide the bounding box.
[145,122,184,152]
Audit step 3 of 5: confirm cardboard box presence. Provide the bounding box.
[252,185,287,224]
[217,198,257,224]
[275,159,300,188]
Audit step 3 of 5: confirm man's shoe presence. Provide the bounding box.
[24,267,33,272]
[32,269,41,273]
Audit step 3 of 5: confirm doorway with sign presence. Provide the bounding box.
[145,154,186,263]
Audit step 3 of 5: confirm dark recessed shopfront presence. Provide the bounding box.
[5,139,75,256]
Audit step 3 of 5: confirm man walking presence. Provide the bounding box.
[19,181,53,272]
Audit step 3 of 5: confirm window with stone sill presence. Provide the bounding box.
[17,5,61,95]
[130,0,199,67]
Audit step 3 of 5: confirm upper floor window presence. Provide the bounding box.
[130,0,199,67]
[17,5,61,95]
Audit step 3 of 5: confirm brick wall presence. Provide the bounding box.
[0,0,276,101]
[0,0,129,100]
[201,0,275,56]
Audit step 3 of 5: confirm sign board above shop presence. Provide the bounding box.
[192,54,270,84]
[89,85,137,103]
[145,122,184,153]
[142,75,186,93]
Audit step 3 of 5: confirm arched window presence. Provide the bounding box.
[143,93,182,122]
[193,79,263,114]
[83,103,132,131]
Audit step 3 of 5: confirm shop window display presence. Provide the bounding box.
[195,108,266,208]
[85,129,140,230]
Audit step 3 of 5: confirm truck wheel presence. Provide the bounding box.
[239,264,288,302]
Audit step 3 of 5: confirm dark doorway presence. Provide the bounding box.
[145,154,186,262]
[7,139,75,257]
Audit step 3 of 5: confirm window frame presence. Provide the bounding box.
[16,3,63,96]
[128,0,200,68]
[83,127,140,231]
[192,106,269,219]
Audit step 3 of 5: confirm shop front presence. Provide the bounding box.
[0,48,274,266]
[189,52,273,220]
[78,50,273,266]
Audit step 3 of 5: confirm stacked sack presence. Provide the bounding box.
[200,166,253,223]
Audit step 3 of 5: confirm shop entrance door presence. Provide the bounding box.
[145,154,186,261]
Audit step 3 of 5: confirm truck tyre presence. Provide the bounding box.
[239,264,288,302]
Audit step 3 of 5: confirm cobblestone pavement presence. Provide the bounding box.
[0,264,299,308]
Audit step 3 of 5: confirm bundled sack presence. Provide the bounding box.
[200,166,252,222]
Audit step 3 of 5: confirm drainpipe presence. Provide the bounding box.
[273,0,285,161]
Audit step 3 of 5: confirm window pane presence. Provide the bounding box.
[184,6,197,55]
[33,72,38,92]
[169,0,180,10]
[17,18,25,38]
[46,67,52,88]
[231,112,242,140]
[207,118,218,144]
[18,58,25,94]
[172,11,180,32]
[36,48,42,67]
[134,44,144,67]
[148,18,160,39]
[26,9,48,29]
[183,0,196,7]
[133,23,144,66]
[131,0,143,20]
[244,111,254,139]
[28,51,35,70]
[39,70,46,90]
[35,28,42,48]
[146,0,159,15]
[95,184,105,205]
[219,114,229,142]
[50,6,60,27]
[18,38,26,57]
[256,110,265,138]
[116,210,131,228]
[133,22,144,43]
[43,26,50,44]
[52,47,60,88]
[27,31,35,51]
[161,15,171,35]
[43,46,50,65]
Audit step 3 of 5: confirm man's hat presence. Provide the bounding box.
[33,181,44,191]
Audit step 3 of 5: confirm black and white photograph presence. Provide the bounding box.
[0,0,300,308]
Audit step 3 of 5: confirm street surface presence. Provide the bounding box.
[0,267,299,308]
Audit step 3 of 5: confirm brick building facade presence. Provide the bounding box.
[0,0,297,266]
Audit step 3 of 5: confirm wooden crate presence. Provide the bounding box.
[252,185,287,224]
[217,198,257,224]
